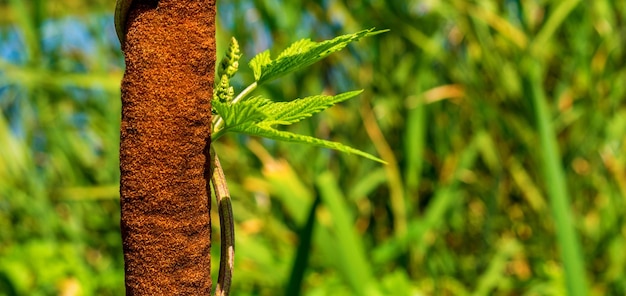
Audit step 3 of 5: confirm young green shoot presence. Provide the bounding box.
[209,28,387,296]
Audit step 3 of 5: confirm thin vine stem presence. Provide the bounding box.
[209,79,257,296]
[210,146,235,296]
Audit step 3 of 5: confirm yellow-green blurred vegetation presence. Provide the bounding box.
[1,0,625,295]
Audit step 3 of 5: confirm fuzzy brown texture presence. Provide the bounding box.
[119,0,216,294]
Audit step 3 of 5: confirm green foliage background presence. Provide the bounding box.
[1,0,625,295]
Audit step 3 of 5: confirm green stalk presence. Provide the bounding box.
[209,147,235,296]
[527,60,588,296]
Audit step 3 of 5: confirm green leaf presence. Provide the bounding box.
[249,51,270,81]
[213,98,268,130]
[214,29,388,164]
[212,91,385,163]
[249,28,388,84]
[236,124,385,164]
[258,90,363,125]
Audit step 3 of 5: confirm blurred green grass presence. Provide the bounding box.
[1,0,626,295]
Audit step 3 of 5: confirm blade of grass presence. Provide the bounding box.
[526,59,588,296]
[404,91,426,196]
[468,4,528,49]
[507,158,547,212]
[284,195,321,296]
[360,100,406,237]
[531,0,582,55]
[316,172,380,296]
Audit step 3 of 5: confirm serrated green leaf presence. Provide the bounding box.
[234,124,386,164]
[248,28,388,84]
[258,90,363,125]
[215,29,388,163]
[212,90,384,163]
[213,99,268,129]
[249,50,271,81]
[277,39,317,58]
